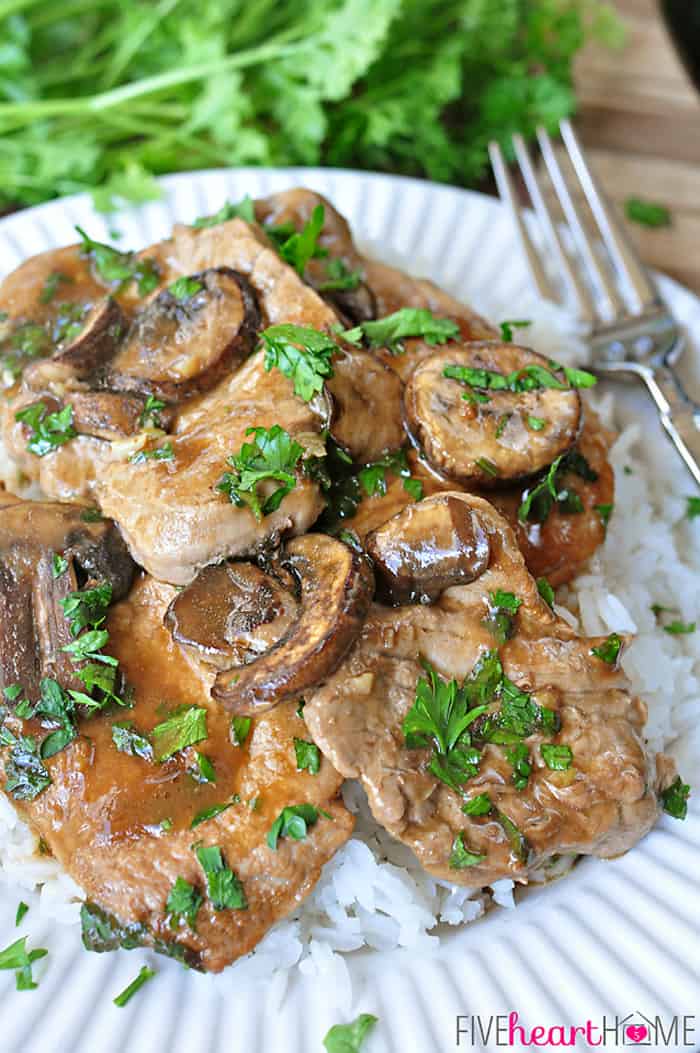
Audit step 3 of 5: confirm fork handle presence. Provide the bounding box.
[637,362,700,487]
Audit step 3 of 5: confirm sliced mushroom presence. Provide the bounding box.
[52,297,126,375]
[327,346,405,462]
[211,534,374,714]
[165,562,299,671]
[106,268,261,402]
[0,499,135,702]
[404,343,582,486]
[366,493,491,605]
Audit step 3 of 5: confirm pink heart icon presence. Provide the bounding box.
[626,1025,648,1043]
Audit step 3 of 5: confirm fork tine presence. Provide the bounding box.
[488,141,557,304]
[536,126,625,321]
[512,133,596,326]
[559,119,659,312]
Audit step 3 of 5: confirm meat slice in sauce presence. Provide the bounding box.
[0,570,352,972]
[305,492,673,888]
[405,343,581,485]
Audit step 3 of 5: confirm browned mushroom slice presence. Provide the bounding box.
[0,499,135,701]
[165,561,298,671]
[212,534,374,714]
[404,343,582,486]
[68,391,176,441]
[107,268,261,402]
[52,297,126,375]
[327,346,405,462]
[366,493,491,605]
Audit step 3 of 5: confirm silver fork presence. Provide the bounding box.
[489,119,700,487]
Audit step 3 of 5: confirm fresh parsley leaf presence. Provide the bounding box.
[151,706,208,762]
[590,633,622,664]
[505,741,531,790]
[15,402,76,457]
[0,936,48,991]
[527,415,546,431]
[540,743,573,770]
[129,441,174,464]
[261,324,336,401]
[318,258,362,291]
[274,204,327,275]
[294,737,321,775]
[194,195,255,228]
[449,831,486,868]
[15,902,28,927]
[192,752,216,783]
[167,276,203,301]
[230,716,251,747]
[518,448,596,524]
[76,226,159,295]
[40,271,71,304]
[482,590,522,645]
[4,737,51,801]
[323,1014,378,1053]
[687,497,700,519]
[216,425,304,520]
[112,722,153,761]
[166,877,202,930]
[190,802,234,829]
[444,361,596,395]
[663,621,696,636]
[595,503,613,527]
[475,457,499,477]
[402,476,424,502]
[344,308,459,351]
[660,776,690,820]
[195,844,247,910]
[113,966,155,1007]
[80,507,103,523]
[562,365,597,388]
[266,804,319,850]
[499,319,531,342]
[52,553,68,578]
[625,197,671,228]
[461,793,493,816]
[138,394,166,429]
[536,576,555,608]
[60,583,112,636]
[496,811,528,863]
[62,628,114,665]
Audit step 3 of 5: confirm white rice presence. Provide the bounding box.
[0,293,698,1010]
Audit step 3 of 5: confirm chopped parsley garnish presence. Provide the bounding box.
[151,705,208,762]
[113,965,155,1007]
[230,716,251,747]
[660,776,690,820]
[40,271,72,304]
[166,877,202,930]
[167,276,203,301]
[590,633,622,664]
[444,361,596,398]
[272,203,327,276]
[505,742,531,789]
[318,258,362,291]
[323,1014,378,1053]
[518,448,597,524]
[0,936,48,991]
[15,902,29,927]
[461,793,493,816]
[497,811,528,863]
[536,576,555,608]
[76,226,159,295]
[449,831,485,868]
[528,415,546,431]
[195,844,247,910]
[191,752,216,784]
[216,425,305,520]
[4,737,52,801]
[80,507,103,522]
[190,801,234,828]
[595,503,613,527]
[540,743,573,770]
[112,722,153,761]
[61,628,113,664]
[664,621,696,635]
[624,197,670,228]
[193,195,255,228]
[129,441,174,464]
[343,307,459,352]
[495,413,511,438]
[138,394,166,429]
[261,323,336,401]
[482,590,522,644]
[687,496,700,520]
[15,402,76,457]
[294,737,321,775]
[402,476,424,502]
[267,804,319,850]
[499,319,531,342]
[475,457,499,477]
[60,582,112,636]
[52,553,68,578]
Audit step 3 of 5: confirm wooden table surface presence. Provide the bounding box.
[574,0,700,294]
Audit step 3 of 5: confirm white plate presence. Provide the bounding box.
[0,169,698,1053]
